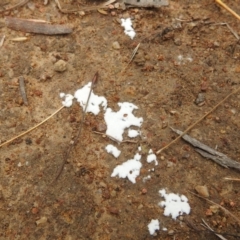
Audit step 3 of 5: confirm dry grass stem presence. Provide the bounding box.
[189,191,240,226]
[213,22,239,40]
[224,177,240,182]
[128,43,141,65]
[53,72,98,182]
[201,219,227,240]
[156,85,240,155]
[54,0,109,13]
[19,76,28,105]
[215,0,240,21]
[0,35,5,47]
[0,106,64,148]
[0,0,29,13]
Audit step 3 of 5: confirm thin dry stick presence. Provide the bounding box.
[0,106,64,148]
[213,22,239,40]
[156,86,240,154]
[215,0,240,21]
[0,0,29,13]
[53,72,98,182]
[124,43,141,72]
[19,76,28,105]
[54,0,109,13]
[189,191,240,226]
[224,177,240,182]
[201,219,227,240]
[0,35,5,47]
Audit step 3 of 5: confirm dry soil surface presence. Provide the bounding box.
[0,0,240,239]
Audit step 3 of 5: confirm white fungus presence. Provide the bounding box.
[59,92,65,98]
[74,82,107,115]
[148,219,160,235]
[60,93,74,107]
[177,55,193,65]
[147,149,158,166]
[104,102,143,142]
[128,129,139,138]
[158,189,191,220]
[142,175,151,183]
[105,144,121,158]
[111,153,142,184]
[121,18,136,39]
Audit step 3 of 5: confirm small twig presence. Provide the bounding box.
[0,106,64,148]
[175,18,192,22]
[54,0,109,13]
[0,35,5,47]
[189,191,240,226]
[10,37,28,42]
[156,85,240,154]
[215,0,240,22]
[224,177,240,182]
[213,22,239,40]
[19,76,28,105]
[53,72,98,182]
[5,17,72,35]
[171,127,240,171]
[117,42,141,79]
[201,219,227,240]
[75,72,98,142]
[0,0,29,13]
[128,43,140,65]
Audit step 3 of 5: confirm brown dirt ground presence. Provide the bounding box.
[0,0,240,239]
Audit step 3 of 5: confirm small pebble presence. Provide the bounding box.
[141,188,147,194]
[138,204,143,209]
[110,190,117,197]
[99,181,107,188]
[109,207,119,215]
[36,216,47,225]
[112,41,121,50]
[195,185,209,197]
[27,2,35,11]
[97,122,107,132]
[31,207,39,214]
[195,93,205,105]
[168,230,174,235]
[54,60,67,72]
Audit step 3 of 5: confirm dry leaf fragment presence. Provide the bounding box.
[98,9,108,15]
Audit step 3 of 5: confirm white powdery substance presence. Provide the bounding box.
[128,129,139,138]
[74,82,107,115]
[159,189,191,220]
[147,149,158,166]
[105,144,121,158]
[111,153,142,184]
[60,93,74,107]
[104,102,143,142]
[148,219,160,235]
[121,18,136,39]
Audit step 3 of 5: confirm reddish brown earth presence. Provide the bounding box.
[0,0,239,239]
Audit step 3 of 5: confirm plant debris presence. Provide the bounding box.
[171,127,240,171]
[5,17,72,35]
[18,76,28,106]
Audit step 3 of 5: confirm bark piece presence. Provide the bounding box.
[5,17,72,35]
[171,127,240,171]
